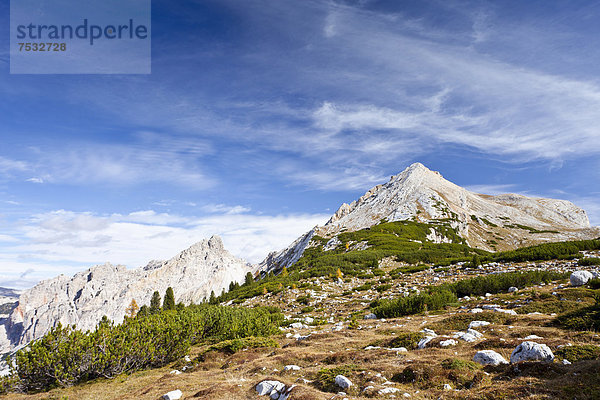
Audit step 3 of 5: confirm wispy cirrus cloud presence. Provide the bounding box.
[0,156,28,173]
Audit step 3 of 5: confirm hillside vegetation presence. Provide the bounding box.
[217,221,599,304]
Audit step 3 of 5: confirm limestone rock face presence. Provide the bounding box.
[1,236,253,354]
[261,163,599,271]
[259,229,316,269]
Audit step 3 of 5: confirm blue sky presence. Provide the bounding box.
[1,0,599,289]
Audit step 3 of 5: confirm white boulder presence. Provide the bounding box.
[510,341,554,363]
[570,270,593,286]
[378,387,402,395]
[453,329,483,342]
[508,286,519,293]
[473,350,508,366]
[256,380,287,399]
[439,339,457,347]
[469,321,490,329]
[335,374,353,389]
[162,390,183,400]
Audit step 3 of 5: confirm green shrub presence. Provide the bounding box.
[555,345,600,362]
[554,304,600,331]
[0,374,17,395]
[588,279,600,289]
[372,289,457,318]
[426,312,512,332]
[316,365,358,392]
[392,366,433,384]
[441,358,480,371]
[10,305,283,392]
[444,270,568,298]
[579,258,600,266]
[493,239,600,263]
[376,284,392,293]
[354,283,373,291]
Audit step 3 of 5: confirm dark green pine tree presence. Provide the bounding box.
[209,290,217,304]
[244,272,254,286]
[137,305,149,318]
[149,290,162,314]
[163,287,176,310]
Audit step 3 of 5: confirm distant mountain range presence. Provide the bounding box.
[2,162,598,357]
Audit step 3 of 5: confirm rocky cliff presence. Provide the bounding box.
[0,236,253,355]
[261,163,599,271]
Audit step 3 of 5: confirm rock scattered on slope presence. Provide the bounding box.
[473,350,508,366]
[510,341,554,363]
[570,270,593,286]
[256,380,295,400]
[335,375,353,389]
[162,389,182,400]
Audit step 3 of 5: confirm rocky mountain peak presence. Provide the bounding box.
[261,162,599,271]
[0,235,255,355]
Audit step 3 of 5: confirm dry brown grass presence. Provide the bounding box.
[5,267,600,400]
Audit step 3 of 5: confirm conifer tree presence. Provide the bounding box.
[137,305,149,318]
[209,290,217,304]
[125,299,139,318]
[281,267,288,277]
[245,272,254,285]
[98,315,111,328]
[150,290,162,314]
[163,287,175,311]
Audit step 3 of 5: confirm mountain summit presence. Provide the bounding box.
[0,236,253,355]
[261,163,598,270]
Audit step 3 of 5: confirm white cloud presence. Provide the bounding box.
[0,234,20,243]
[282,165,389,191]
[36,210,111,232]
[201,204,251,215]
[2,208,329,289]
[307,8,600,163]
[19,140,214,189]
[0,156,28,173]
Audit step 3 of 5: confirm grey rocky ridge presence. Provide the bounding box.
[0,235,255,356]
[261,162,599,271]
